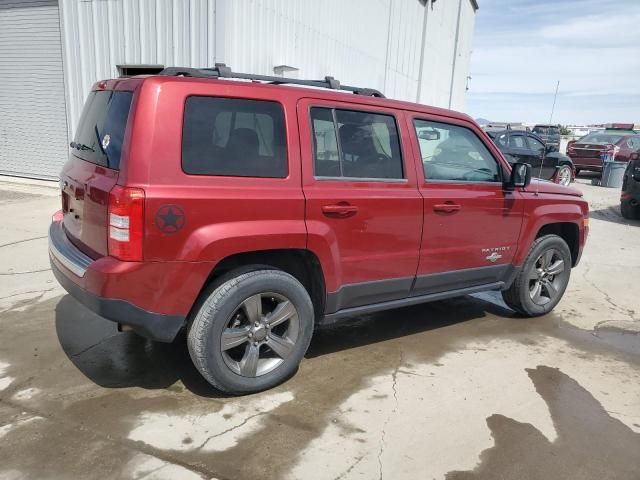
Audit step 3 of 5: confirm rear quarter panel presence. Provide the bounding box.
[131,78,306,261]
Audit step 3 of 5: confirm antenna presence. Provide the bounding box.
[549,80,559,124]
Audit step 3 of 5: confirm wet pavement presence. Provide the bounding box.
[0,176,639,480]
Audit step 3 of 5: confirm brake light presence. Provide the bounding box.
[108,185,145,261]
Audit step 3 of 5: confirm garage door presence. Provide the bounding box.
[0,0,68,180]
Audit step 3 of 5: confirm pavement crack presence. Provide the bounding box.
[334,455,364,480]
[194,410,268,451]
[0,396,218,480]
[582,265,639,322]
[0,288,54,301]
[377,350,403,480]
[69,335,118,358]
[0,235,47,249]
[0,268,51,276]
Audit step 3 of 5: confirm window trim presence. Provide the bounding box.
[180,94,289,179]
[308,105,406,182]
[412,118,504,185]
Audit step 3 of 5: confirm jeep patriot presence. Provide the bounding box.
[49,65,589,393]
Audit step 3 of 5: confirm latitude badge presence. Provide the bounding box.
[155,205,185,234]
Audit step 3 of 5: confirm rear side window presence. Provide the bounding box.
[310,107,403,180]
[182,97,287,178]
[508,134,527,149]
[72,90,133,169]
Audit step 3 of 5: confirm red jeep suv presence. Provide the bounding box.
[49,65,589,393]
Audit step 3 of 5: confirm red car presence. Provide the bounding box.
[49,65,589,393]
[567,124,640,174]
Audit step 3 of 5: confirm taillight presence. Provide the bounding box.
[108,185,145,261]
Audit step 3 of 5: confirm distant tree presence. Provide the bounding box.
[559,125,572,135]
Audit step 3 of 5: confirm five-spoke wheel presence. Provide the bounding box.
[503,234,572,316]
[528,249,565,305]
[188,269,314,394]
[221,293,299,377]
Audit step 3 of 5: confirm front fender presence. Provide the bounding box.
[513,196,587,265]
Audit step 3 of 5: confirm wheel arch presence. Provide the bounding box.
[535,222,580,266]
[193,248,327,322]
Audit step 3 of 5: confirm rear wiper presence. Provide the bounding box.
[94,125,106,155]
[69,141,95,152]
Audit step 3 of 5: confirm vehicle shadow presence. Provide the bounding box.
[589,204,640,226]
[55,292,515,396]
[54,295,224,398]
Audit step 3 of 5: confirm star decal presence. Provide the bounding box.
[155,205,185,234]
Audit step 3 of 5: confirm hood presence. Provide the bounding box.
[524,179,582,197]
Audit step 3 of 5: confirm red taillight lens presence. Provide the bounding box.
[108,185,145,261]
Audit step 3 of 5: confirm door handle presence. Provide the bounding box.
[433,202,461,214]
[322,203,359,218]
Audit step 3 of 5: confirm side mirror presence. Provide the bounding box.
[506,162,532,189]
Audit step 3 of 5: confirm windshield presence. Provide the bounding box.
[578,133,624,145]
[72,90,133,169]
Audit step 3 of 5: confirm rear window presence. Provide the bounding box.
[72,90,133,169]
[182,97,287,178]
[578,133,624,145]
[532,126,559,135]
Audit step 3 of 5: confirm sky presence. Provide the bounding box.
[466,0,640,125]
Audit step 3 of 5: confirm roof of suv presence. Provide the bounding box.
[97,72,475,126]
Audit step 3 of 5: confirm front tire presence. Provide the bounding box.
[502,235,572,316]
[188,269,314,394]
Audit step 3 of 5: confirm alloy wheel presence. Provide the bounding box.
[220,292,300,377]
[558,166,572,186]
[528,249,566,306]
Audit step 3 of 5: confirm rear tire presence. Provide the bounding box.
[188,268,314,394]
[621,199,640,220]
[502,234,572,317]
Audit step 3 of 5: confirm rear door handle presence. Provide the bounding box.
[322,203,359,218]
[433,203,461,214]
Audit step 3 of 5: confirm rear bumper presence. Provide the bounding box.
[570,156,602,171]
[48,221,185,342]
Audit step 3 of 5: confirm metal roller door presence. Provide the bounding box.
[0,0,68,180]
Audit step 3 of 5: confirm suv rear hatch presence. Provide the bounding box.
[60,88,134,258]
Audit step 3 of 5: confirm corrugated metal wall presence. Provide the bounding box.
[0,0,69,179]
[57,0,476,144]
[58,0,218,139]
[220,0,475,109]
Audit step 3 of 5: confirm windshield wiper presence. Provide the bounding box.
[69,141,95,152]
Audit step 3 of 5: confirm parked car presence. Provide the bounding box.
[567,125,640,174]
[49,65,589,394]
[532,124,561,151]
[621,151,640,220]
[485,129,575,186]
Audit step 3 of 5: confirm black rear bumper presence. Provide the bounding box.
[50,257,185,342]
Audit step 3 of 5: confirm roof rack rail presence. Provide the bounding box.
[158,64,385,98]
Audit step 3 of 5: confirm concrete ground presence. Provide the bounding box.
[0,174,638,480]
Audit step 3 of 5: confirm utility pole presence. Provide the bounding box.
[416,0,431,103]
[549,80,560,123]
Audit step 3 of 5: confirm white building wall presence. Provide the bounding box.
[58,0,477,139]
[58,0,218,138]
